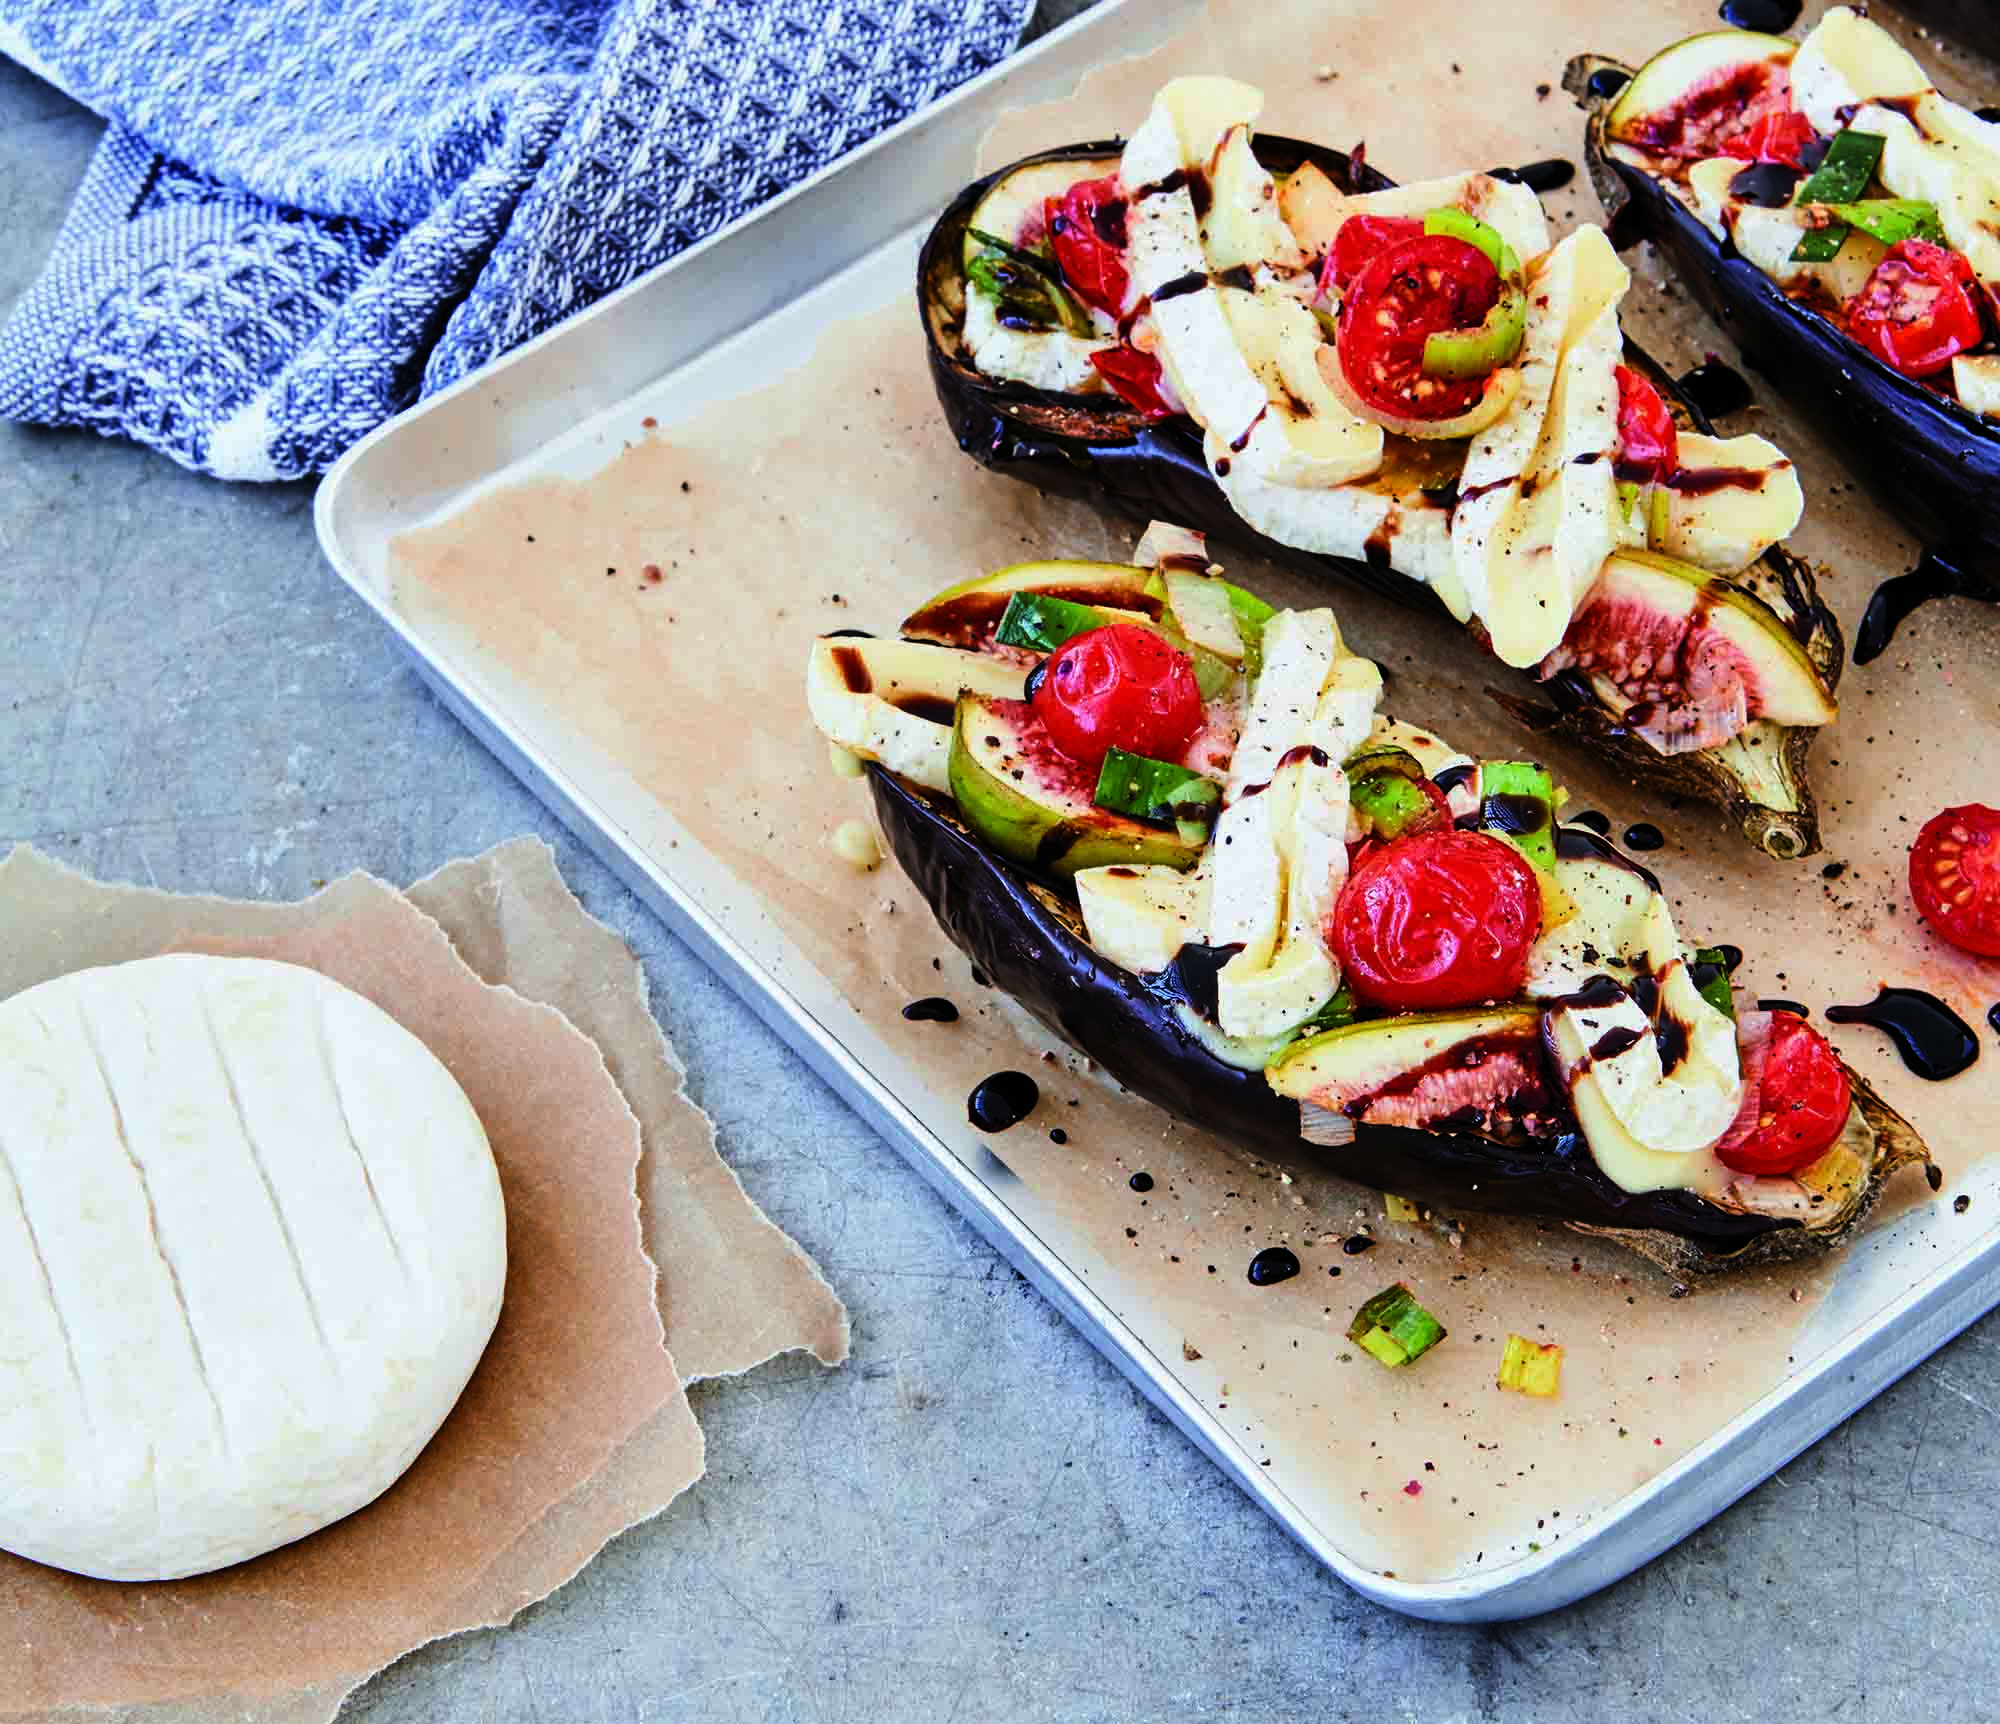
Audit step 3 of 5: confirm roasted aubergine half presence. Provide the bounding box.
[919,76,1843,861]
[808,527,1932,1277]
[1574,6,2000,588]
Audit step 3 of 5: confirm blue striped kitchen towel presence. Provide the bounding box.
[0,0,1035,480]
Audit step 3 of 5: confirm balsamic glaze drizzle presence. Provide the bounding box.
[1854,549,1995,666]
[1247,1247,1301,1286]
[1585,66,1630,102]
[1129,1171,1155,1193]
[902,997,960,1023]
[1568,810,1611,836]
[968,1071,1041,1131]
[1676,361,1752,419]
[1826,989,1980,1081]
[1718,0,1802,28]
[1759,999,1809,1017]
[1622,822,1666,852]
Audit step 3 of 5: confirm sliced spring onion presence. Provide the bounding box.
[1789,224,1849,264]
[1093,747,1222,832]
[966,227,1093,337]
[1496,1333,1564,1397]
[994,591,1106,653]
[1384,1194,1422,1224]
[1822,197,1942,247]
[1346,747,1438,841]
[1478,759,1557,874]
[1791,130,1886,208]
[1224,582,1276,681]
[1347,1284,1447,1368]
[1690,947,1737,1021]
[1421,286,1527,381]
[1423,207,1520,279]
[1296,982,1359,1037]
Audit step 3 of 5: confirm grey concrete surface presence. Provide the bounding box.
[4,35,2000,1724]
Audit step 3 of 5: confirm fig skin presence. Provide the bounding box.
[920,137,1841,861]
[868,762,1931,1275]
[1569,49,2000,596]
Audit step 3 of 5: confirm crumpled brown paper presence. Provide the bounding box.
[0,837,847,1722]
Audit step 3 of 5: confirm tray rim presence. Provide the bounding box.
[314,0,2000,1623]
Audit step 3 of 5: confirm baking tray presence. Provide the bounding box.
[315,0,2000,1621]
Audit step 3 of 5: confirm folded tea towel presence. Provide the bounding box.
[0,0,1034,480]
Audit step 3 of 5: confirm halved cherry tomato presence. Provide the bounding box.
[1045,175,1129,319]
[1031,623,1203,769]
[1323,214,1424,294]
[1847,240,1983,379]
[1088,345,1176,418]
[1329,829,1542,1012]
[1717,107,1819,169]
[1614,364,1679,484]
[1909,802,2000,956]
[1716,1013,1851,1176]
[1335,234,1500,422]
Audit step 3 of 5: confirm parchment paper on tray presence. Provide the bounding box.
[0,838,846,1724]
[380,0,1998,1585]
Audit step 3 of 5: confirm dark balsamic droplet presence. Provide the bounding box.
[1570,810,1611,835]
[1826,989,1980,1081]
[1759,999,1809,1017]
[1854,549,1994,665]
[968,1071,1040,1131]
[970,966,992,988]
[1248,1246,1301,1287]
[1979,108,2000,126]
[1509,158,1576,193]
[1956,1194,1973,1214]
[1622,822,1666,851]
[1433,762,1478,797]
[1719,0,1802,29]
[902,996,959,1023]
[1676,360,1753,419]
[1128,1171,1155,1193]
[1023,659,1048,702]
[1927,1162,1946,1192]
[1728,162,1805,208]
[1714,944,1745,973]
[1585,66,1630,102]
[1342,1235,1377,1256]
[1990,1003,2000,1040]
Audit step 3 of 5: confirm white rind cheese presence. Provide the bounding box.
[0,955,507,1582]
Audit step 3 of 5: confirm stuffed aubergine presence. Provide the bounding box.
[919,76,1843,861]
[808,525,1931,1278]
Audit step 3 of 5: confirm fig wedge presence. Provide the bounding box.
[919,137,1843,859]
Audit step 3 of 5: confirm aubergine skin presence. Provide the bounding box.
[921,138,1840,860]
[866,762,1824,1271]
[1569,53,2000,591]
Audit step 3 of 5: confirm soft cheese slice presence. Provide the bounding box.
[1076,861,1212,975]
[1224,607,1384,799]
[1952,353,2000,416]
[0,955,506,1582]
[807,637,1022,794]
[1649,432,1804,573]
[1451,227,1628,667]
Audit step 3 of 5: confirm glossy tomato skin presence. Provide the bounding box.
[1847,240,1983,379]
[1613,364,1679,483]
[1716,1014,1851,1176]
[1088,345,1175,418]
[1335,234,1500,422]
[1909,803,2000,956]
[1046,176,1129,319]
[1324,214,1424,293]
[1031,624,1203,769]
[1330,829,1543,1012]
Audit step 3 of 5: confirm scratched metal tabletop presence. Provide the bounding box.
[4,20,1999,1721]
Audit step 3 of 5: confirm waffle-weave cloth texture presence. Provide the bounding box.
[0,0,1034,479]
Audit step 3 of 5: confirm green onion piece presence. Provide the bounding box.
[1384,1194,1422,1224]
[1351,771,1438,840]
[1223,582,1276,679]
[1478,760,1557,874]
[1646,481,1673,547]
[1788,224,1849,264]
[994,591,1106,652]
[1822,197,1942,247]
[1792,129,1886,208]
[966,227,1093,337]
[1421,285,1527,380]
[1496,1333,1563,1397]
[1616,479,1643,524]
[1423,207,1513,276]
[1093,747,1222,830]
[1690,947,1738,1021]
[1347,1284,1447,1368]
[1297,983,1359,1036]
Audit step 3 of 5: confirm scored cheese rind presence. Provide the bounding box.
[1451,227,1629,668]
[0,955,506,1583]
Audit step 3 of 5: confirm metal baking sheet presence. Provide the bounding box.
[314,0,2000,1621]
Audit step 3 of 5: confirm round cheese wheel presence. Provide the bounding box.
[0,954,507,1581]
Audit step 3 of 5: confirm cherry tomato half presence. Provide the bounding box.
[1088,345,1176,418]
[1716,1013,1851,1177]
[1329,829,1543,1012]
[1323,214,1424,294]
[1031,624,1203,770]
[1717,107,1818,169]
[1614,364,1679,483]
[1335,234,1500,422]
[1909,802,2000,957]
[1847,240,1983,380]
[1046,175,1129,319]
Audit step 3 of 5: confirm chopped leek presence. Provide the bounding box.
[1423,207,1520,279]
[1347,1284,1447,1368]
[1822,198,1942,247]
[1478,760,1557,874]
[994,591,1104,652]
[1384,1194,1422,1224]
[1496,1333,1563,1397]
[1792,130,1886,207]
[1093,748,1221,835]
[1690,947,1737,1021]
[1422,286,1527,380]
[966,227,1093,337]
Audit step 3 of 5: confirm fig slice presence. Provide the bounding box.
[1539,550,1837,756]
